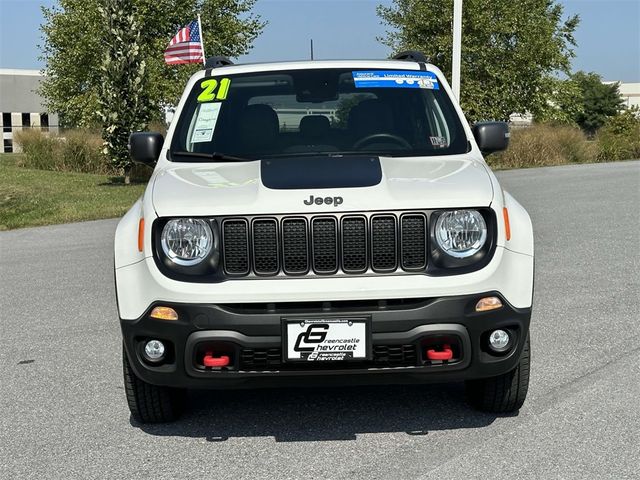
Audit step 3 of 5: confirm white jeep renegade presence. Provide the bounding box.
[115,52,534,423]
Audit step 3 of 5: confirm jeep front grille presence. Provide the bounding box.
[221,212,427,277]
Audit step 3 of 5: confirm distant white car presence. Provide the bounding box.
[115,52,534,423]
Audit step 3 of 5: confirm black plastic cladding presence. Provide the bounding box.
[151,208,497,283]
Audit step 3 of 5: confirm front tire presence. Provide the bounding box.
[123,346,185,423]
[465,334,530,413]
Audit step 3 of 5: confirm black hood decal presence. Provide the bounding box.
[260,156,382,190]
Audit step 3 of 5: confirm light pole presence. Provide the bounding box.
[452,0,463,101]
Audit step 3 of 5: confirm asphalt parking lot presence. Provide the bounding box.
[1,161,639,479]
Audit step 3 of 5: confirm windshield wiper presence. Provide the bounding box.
[171,151,254,162]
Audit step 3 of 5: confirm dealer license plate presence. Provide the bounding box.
[284,318,369,362]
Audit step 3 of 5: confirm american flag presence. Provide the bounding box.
[164,20,204,65]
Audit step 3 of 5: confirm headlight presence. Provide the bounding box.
[161,218,212,266]
[435,210,487,258]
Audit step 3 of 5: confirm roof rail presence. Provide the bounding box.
[204,56,234,69]
[392,51,429,63]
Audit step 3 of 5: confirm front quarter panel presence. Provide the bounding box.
[503,191,534,257]
[114,198,144,269]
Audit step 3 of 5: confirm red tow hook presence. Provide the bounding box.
[426,344,453,361]
[203,352,230,368]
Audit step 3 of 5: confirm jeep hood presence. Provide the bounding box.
[151,155,494,217]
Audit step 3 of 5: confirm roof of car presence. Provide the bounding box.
[199,59,438,77]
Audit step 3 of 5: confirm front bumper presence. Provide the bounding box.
[121,292,531,389]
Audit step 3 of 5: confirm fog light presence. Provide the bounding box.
[144,340,165,362]
[476,296,503,312]
[150,306,178,321]
[488,329,511,352]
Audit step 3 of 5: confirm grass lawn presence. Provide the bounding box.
[0,154,146,230]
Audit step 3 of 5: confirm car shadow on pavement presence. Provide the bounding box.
[133,382,507,442]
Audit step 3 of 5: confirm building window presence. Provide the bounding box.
[41,113,49,132]
[22,112,31,127]
[2,113,11,133]
[3,139,13,153]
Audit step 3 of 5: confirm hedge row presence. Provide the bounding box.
[12,113,640,175]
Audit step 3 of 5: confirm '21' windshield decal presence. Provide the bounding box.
[197,78,231,102]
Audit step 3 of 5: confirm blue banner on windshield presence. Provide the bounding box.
[352,70,440,90]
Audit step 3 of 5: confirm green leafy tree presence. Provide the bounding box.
[40,0,264,127]
[40,1,103,127]
[572,71,624,135]
[377,0,579,121]
[98,0,151,183]
[595,107,640,161]
[534,77,584,125]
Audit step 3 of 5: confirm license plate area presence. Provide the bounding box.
[283,317,371,362]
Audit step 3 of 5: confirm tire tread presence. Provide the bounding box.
[122,346,184,423]
[466,335,530,413]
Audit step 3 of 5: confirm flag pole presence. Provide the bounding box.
[197,14,206,65]
[451,0,463,101]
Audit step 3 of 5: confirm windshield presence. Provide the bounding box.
[170,68,469,161]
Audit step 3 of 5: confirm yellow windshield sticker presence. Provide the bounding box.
[197,79,218,102]
[197,78,232,102]
[216,78,231,100]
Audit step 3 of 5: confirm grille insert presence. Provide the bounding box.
[282,218,309,274]
[222,220,249,274]
[312,218,338,273]
[341,216,367,273]
[401,214,427,270]
[371,215,398,271]
[252,219,279,275]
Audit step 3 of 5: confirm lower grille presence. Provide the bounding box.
[239,344,418,371]
[372,344,417,366]
[239,348,281,369]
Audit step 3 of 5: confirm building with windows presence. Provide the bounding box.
[0,69,59,153]
[613,82,640,110]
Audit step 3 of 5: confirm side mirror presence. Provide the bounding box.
[129,132,164,165]
[472,122,510,155]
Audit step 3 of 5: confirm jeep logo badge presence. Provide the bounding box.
[304,195,343,207]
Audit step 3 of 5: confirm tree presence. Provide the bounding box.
[98,0,151,184]
[534,77,584,126]
[40,0,264,127]
[572,71,624,135]
[377,0,580,121]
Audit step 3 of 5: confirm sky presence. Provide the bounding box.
[0,0,638,82]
